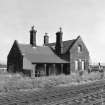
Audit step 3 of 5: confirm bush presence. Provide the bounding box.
[82,71,101,81]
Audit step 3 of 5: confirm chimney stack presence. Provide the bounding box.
[44,33,49,45]
[30,26,37,47]
[55,27,63,55]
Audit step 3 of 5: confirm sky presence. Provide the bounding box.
[0,0,105,64]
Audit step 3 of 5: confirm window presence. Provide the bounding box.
[75,60,78,71]
[81,61,85,70]
[78,45,82,53]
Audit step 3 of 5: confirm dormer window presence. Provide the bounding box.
[78,45,82,53]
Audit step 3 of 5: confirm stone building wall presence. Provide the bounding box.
[7,41,23,73]
[70,37,89,72]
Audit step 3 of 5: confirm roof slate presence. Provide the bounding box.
[18,44,68,63]
[17,36,79,64]
[46,39,76,54]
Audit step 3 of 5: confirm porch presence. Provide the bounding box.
[31,63,70,77]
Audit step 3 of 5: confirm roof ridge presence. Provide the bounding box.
[48,39,76,45]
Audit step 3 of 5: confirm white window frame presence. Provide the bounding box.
[81,61,85,70]
[75,60,78,71]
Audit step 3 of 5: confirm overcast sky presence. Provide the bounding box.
[0,0,105,64]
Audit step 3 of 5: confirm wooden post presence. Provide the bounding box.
[31,64,36,78]
[48,64,50,76]
[53,64,56,75]
[44,64,46,76]
[61,64,63,74]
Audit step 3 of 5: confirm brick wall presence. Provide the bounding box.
[70,37,89,72]
[7,41,23,73]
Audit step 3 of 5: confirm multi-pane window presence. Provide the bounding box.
[75,60,85,71]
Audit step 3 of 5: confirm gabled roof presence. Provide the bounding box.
[46,37,79,54]
[18,43,68,64]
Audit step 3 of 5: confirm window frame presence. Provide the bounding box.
[75,60,78,71]
[81,60,85,71]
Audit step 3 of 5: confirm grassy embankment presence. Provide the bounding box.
[0,70,104,93]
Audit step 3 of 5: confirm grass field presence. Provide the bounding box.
[0,71,104,105]
[0,75,104,105]
[0,71,103,93]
